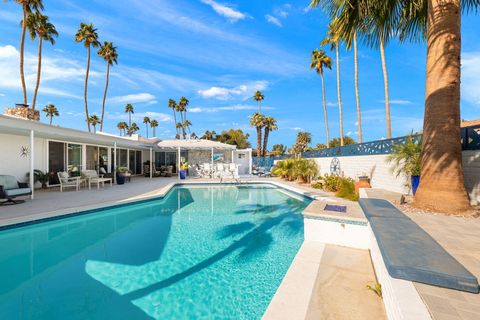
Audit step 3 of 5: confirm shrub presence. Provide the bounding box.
[336,177,358,201]
[318,174,340,192]
[272,158,318,183]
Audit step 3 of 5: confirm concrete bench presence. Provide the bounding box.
[359,198,479,293]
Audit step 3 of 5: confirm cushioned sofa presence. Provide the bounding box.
[0,175,32,204]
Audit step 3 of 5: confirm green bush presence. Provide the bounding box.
[272,158,318,183]
[318,174,340,192]
[336,177,358,201]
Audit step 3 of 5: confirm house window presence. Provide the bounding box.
[238,153,245,159]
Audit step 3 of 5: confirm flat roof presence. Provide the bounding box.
[157,139,236,150]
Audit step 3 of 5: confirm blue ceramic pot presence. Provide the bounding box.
[116,173,125,185]
[411,176,420,195]
[179,170,186,180]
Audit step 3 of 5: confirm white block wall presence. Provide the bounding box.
[463,150,480,204]
[0,133,47,182]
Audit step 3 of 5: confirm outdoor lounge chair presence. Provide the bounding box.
[82,170,113,190]
[0,175,31,204]
[57,172,80,192]
[160,165,173,177]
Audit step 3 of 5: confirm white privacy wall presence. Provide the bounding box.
[308,151,480,203]
[0,133,47,182]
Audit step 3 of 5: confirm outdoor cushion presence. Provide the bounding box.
[360,198,479,293]
[359,198,410,219]
[4,188,31,197]
[0,175,19,190]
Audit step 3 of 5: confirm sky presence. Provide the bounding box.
[0,0,479,149]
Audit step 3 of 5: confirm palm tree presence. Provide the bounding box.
[41,103,58,125]
[129,122,139,135]
[178,96,189,139]
[119,121,128,136]
[143,116,150,138]
[253,90,265,114]
[168,98,179,138]
[310,48,332,147]
[88,114,100,133]
[183,119,192,137]
[117,122,125,136]
[75,23,100,132]
[263,116,278,156]
[321,25,344,146]
[310,0,364,143]
[25,11,57,110]
[150,119,158,137]
[97,41,118,131]
[249,113,265,157]
[124,103,134,127]
[15,0,44,106]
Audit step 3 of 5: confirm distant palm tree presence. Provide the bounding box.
[75,23,100,132]
[88,114,100,133]
[178,96,189,139]
[175,122,183,139]
[321,24,344,146]
[150,119,158,137]
[201,130,217,140]
[263,116,278,156]
[310,48,332,148]
[249,113,265,157]
[168,98,179,138]
[272,144,286,156]
[42,103,58,125]
[253,90,265,114]
[143,116,150,138]
[25,11,57,110]
[117,122,125,136]
[129,122,139,135]
[125,103,134,127]
[97,41,118,131]
[15,0,44,105]
[120,121,128,136]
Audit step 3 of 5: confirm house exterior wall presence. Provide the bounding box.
[0,133,47,182]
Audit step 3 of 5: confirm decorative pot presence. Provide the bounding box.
[116,173,125,185]
[355,179,371,195]
[179,169,186,180]
[411,176,420,195]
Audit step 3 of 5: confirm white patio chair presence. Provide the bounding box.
[203,163,213,178]
[57,172,80,192]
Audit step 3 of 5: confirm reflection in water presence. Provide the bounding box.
[0,185,310,320]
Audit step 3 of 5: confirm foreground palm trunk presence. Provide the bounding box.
[84,46,91,132]
[354,32,362,143]
[413,0,471,214]
[256,126,262,158]
[263,128,270,157]
[20,4,28,105]
[379,37,391,139]
[100,63,110,132]
[31,37,43,110]
[335,44,344,146]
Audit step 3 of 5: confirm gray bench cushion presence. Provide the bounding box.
[359,198,479,293]
[5,188,31,197]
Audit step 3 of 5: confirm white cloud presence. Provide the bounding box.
[379,99,413,105]
[265,14,282,27]
[200,0,247,22]
[462,52,480,105]
[109,93,156,105]
[290,127,302,131]
[106,111,171,123]
[198,81,268,100]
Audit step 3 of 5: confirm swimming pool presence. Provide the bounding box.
[0,184,311,319]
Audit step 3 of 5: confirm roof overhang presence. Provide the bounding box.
[156,139,236,150]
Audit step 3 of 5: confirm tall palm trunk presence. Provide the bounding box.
[256,126,262,158]
[128,113,131,127]
[20,4,28,105]
[31,37,43,110]
[379,37,391,139]
[258,101,261,114]
[413,0,471,214]
[335,43,344,146]
[179,111,186,139]
[320,72,330,148]
[49,115,53,125]
[353,32,362,143]
[84,45,91,132]
[145,124,149,138]
[263,128,270,157]
[100,63,110,131]
[172,109,178,137]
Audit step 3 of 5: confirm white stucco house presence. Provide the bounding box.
[0,115,252,196]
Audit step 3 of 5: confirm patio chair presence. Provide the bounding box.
[202,163,213,178]
[143,164,161,177]
[160,165,173,177]
[0,175,31,205]
[57,172,80,192]
[82,170,113,190]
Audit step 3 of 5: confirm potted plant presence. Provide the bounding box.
[387,134,422,195]
[179,162,189,180]
[355,173,371,194]
[27,169,50,189]
[116,167,129,185]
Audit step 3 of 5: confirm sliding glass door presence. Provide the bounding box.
[67,144,82,176]
[48,141,65,185]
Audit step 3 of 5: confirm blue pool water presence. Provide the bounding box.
[0,184,311,319]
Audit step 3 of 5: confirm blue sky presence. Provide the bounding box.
[0,0,479,148]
